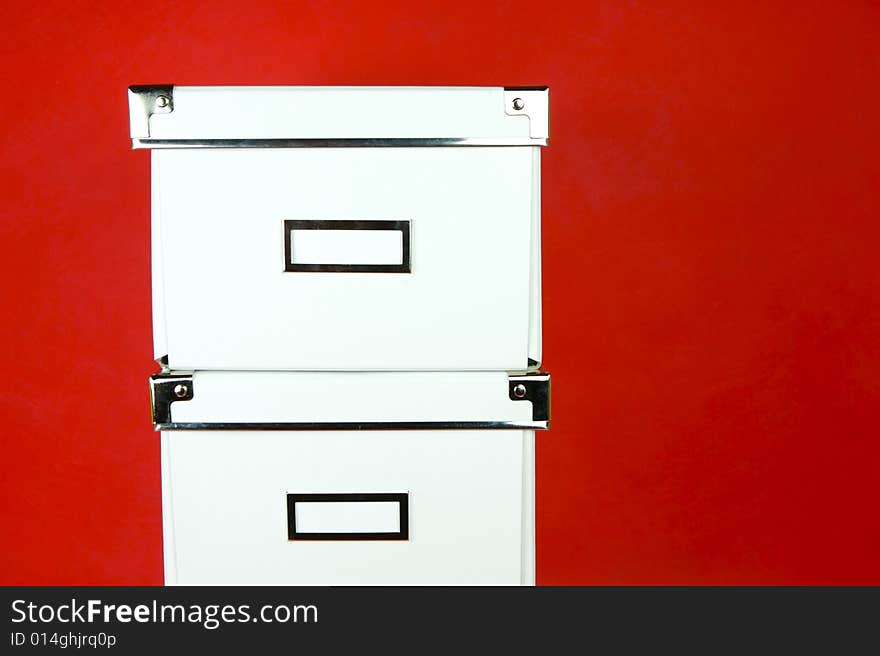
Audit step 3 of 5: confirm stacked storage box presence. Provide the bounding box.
[129,86,551,584]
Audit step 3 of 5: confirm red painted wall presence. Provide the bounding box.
[1,1,878,585]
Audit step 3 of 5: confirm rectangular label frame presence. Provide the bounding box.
[283,220,411,273]
[286,493,410,541]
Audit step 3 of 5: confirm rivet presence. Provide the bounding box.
[173,383,188,398]
[513,383,527,399]
[512,97,525,111]
[155,95,170,109]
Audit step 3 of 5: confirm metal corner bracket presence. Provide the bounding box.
[128,85,174,140]
[508,371,551,425]
[150,372,193,425]
[504,87,549,141]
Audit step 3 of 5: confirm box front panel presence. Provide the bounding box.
[154,147,536,370]
[162,430,528,585]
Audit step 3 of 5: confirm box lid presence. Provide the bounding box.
[151,370,550,431]
[128,85,549,148]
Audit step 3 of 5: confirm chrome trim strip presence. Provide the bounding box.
[132,136,547,149]
[156,420,548,431]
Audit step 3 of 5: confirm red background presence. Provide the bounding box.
[2,1,878,585]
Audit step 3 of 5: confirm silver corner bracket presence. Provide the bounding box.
[504,87,549,142]
[508,371,551,427]
[128,85,174,141]
[150,372,193,427]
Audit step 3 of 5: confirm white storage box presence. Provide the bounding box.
[153,371,548,585]
[129,86,549,371]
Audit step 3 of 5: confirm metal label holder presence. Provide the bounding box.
[286,493,409,541]
[283,219,411,274]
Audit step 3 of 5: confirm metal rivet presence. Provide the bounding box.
[513,383,527,399]
[173,384,188,398]
[155,95,170,108]
[512,97,525,111]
